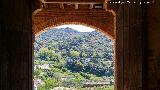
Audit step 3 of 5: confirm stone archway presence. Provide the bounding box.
[31,0,144,90]
[32,1,117,89]
[0,0,151,89]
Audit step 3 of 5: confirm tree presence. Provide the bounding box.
[36,48,61,61]
[38,78,60,89]
[70,50,80,58]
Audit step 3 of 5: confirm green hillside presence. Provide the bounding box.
[34,27,114,90]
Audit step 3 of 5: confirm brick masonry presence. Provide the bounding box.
[0,0,160,90]
[32,4,115,39]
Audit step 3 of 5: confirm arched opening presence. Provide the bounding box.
[32,1,117,89]
[34,24,115,90]
[0,0,148,90]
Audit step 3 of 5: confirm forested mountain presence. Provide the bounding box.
[34,27,114,89]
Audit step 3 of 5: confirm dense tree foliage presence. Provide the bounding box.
[34,27,114,89]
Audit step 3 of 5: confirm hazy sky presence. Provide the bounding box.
[55,24,95,32]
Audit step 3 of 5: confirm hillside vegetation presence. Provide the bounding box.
[34,27,114,90]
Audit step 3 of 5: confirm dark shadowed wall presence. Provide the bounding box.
[0,0,160,90]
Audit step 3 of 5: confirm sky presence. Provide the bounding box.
[55,24,95,32]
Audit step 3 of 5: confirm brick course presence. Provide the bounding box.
[32,4,115,39]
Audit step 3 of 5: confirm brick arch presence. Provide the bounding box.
[33,15,115,40]
[32,1,116,89]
